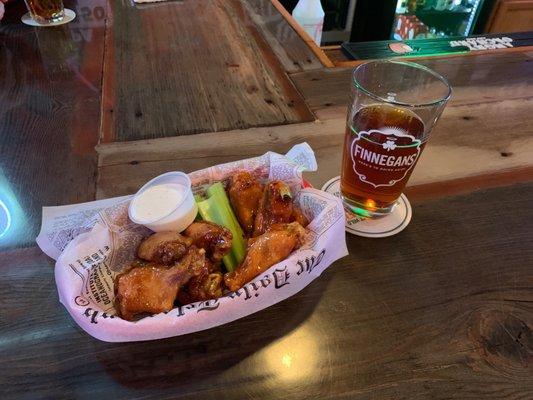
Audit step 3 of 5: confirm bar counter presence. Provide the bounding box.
[0,1,532,399]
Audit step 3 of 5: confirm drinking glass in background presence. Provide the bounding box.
[23,0,64,23]
[341,60,451,218]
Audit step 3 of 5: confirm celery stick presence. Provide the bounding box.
[196,182,246,272]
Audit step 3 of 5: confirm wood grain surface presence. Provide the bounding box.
[1,1,533,398]
[96,98,533,199]
[324,46,350,64]
[242,0,323,73]
[406,165,533,201]
[265,0,334,68]
[100,0,314,143]
[1,184,531,399]
[0,0,106,249]
[290,51,533,113]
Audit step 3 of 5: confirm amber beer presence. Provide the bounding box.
[341,104,425,213]
[24,0,64,23]
[340,60,450,218]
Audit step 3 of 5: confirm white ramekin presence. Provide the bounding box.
[128,171,198,232]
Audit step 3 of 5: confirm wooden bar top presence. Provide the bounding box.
[0,1,531,399]
[101,0,315,142]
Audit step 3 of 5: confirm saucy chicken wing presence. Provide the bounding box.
[177,272,224,304]
[224,222,306,292]
[291,205,309,227]
[178,258,223,304]
[137,231,192,265]
[183,221,232,263]
[252,181,294,237]
[115,247,206,321]
[228,171,264,236]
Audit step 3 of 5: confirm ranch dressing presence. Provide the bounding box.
[132,183,186,223]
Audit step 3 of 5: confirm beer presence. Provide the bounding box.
[341,104,425,215]
[340,60,450,219]
[24,0,64,23]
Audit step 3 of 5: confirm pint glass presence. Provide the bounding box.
[341,60,451,218]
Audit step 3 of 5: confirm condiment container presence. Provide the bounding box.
[292,0,324,46]
[128,171,197,232]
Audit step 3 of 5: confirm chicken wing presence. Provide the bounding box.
[115,247,206,321]
[137,231,192,265]
[177,259,223,304]
[224,222,306,292]
[183,221,232,263]
[228,171,264,236]
[177,272,224,304]
[291,205,309,227]
[252,181,294,237]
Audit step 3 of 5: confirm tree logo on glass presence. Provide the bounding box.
[350,126,422,188]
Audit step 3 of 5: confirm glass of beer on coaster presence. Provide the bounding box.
[23,0,65,24]
[326,60,451,237]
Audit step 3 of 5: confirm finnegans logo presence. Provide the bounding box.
[350,127,422,188]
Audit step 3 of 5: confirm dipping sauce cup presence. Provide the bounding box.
[128,172,198,232]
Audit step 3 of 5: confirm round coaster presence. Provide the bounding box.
[21,8,76,27]
[322,176,412,238]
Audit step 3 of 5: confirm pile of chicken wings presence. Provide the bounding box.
[115,171,308,321]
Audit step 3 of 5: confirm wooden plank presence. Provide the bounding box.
[290,51,533,113]
[96,119,342,197]
[324,46,351,64]
[241,0,323,73]
[100,0,314,143]
[96,96,533,198]
[2,185,532,399]
[406,165,533,201]
[0,0,106,249]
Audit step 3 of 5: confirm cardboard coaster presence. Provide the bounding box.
[322,176,412,238]
[21,8,76,27]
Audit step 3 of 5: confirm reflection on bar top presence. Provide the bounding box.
[0,168,28,248]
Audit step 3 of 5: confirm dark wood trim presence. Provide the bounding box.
[406,166,533,202]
